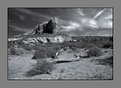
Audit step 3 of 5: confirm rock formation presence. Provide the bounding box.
[32,17,59,35]
[8,17,77,47]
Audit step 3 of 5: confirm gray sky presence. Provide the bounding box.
[8,8,113,37]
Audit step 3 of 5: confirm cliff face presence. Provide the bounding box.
[31,17,59,35]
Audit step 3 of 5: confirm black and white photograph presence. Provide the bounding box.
[8,7,113,80]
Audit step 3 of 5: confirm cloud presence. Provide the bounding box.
[98,14,113,28]
[99,20,112,28]
[9,25,32,32]
[19,15,25,21]
[80,18,99,29]
[93,9,106,19]
[15,8,51,20]
[77,8,85,16]
[61,21,80,31]
[104,14,112,19]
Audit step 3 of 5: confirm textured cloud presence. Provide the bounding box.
[61,21,80,31]
[15,8,51,20]
[77,8,85,16]
[19,15,25,21]
[9,25,32,32]
[80,18,99,29]
[104,14,112,19]
[93,9,106,19]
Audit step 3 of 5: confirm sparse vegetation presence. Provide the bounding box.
[87,47,102,57]
[25,59,55,76]
[103,42,113,49]
[9,47,18,55]
[32,46,58,59]
[8,45,30,55]
[8,36,113,80]
[95,56,113,67]
[32,48,47,59]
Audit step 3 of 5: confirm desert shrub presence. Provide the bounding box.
[8,41,14,49]
[22,44,32,51]
[109,36,113,42]
[84,43,95,49]
[25,59,55,76]
[32,47,47,59]
[103,42,113,49]
[61,41,97,49]
[46,47,57,59]
[95,56,113,67]
[9,46,29,55]
[9,47,18,55]
[32,46,58,59]
[87,47,102,57]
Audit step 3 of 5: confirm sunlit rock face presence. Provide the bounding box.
[21,35,73,45]
[8,34,74,48]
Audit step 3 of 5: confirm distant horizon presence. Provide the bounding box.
[8,31,113,39]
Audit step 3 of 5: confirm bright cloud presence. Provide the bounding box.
[98,14,113,28]
[81,18,99,29]
[104,15,113,19]
[61,21,80,31]
[99,20,112,28]
[93,9,106,19]
[77,8,85,16]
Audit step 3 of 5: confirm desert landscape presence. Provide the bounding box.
[8,34,113,80]
[8,8,113,80]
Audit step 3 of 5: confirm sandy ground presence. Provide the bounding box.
[8,49,113,80]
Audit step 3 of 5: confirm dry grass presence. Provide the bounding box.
[25,59,55,77]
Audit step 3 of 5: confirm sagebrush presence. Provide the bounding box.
[25,59,55,76]
[87,47,102,57]
[32,46,58,59]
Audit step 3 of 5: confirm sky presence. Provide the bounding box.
[8,8,113,37]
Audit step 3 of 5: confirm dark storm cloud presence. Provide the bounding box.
[8,8,113,37]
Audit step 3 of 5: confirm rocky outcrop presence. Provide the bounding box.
[22,35,73,45]
[31,17,59,35]
[8,17,77,48]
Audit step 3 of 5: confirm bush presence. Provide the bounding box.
[9,46,29,55]
[103,42,113,49]
[87,47,102,57]
[32,46,58,59]
[95,56,113,67]
[25,59,55,76]
[32,47,47,59]
[22,44,32,51]
[9,47,18,55]
[46,47,57,59]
